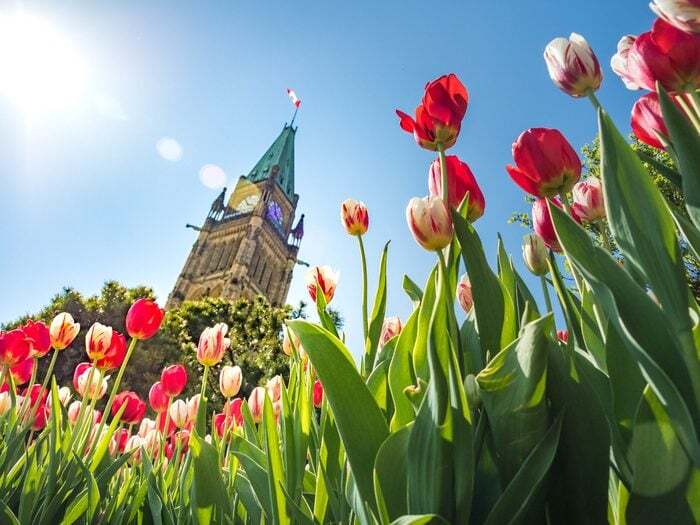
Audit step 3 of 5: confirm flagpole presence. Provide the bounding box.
[290,106,299,127]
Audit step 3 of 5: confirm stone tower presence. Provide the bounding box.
[166,124,305,309]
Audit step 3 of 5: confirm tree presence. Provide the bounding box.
[510,135,700,298]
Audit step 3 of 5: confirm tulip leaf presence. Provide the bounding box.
[403,274,423,306]
[598,108,694,349]
[0,501,19,525]
[390,515,449,525]
[657,85,700,230]
[412,266,438,381]
[287,319,389,516]
[453,211,505,361]
[497,235,519,347]
[549,203,700,464]
[545,343,610,524]
[374,424,412,521]
[476,315,552,484]
[483,414,562,525]
[263,394,291,524]
[389,309,419,430]
[364,242,390,376]
[189,428,232,523]
[671,206,700,263]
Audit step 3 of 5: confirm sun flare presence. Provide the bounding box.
[0,12,88,113]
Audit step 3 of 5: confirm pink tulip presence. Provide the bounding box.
[196,323,230,367]
[572,178,606,223]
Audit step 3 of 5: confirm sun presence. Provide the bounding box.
[0,12,88,113]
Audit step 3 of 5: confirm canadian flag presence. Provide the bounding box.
[287,88,301,108]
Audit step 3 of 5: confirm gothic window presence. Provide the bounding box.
[209,244,224,273]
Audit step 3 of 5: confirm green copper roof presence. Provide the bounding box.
[246,124,296,200]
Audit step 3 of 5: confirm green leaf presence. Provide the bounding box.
[476,315,551,483]
[671,206,700,263]
[545,343,610,524]
[549,203,700,464]
[658,85,700,230]
[390,515,449,525]
[484,415,562,525]
[374,425,411,521]
[453,211,505,360]
[497,235,519,347]
[389,309,419,430]
[412,266,438,381]
[403,275,423,306]
[189,428,232,524]
[598,108,694,346]
[263,394,290,524]
[60,456,100,525]
[364,241,390,375]
[0,500,20,525]
[288,319,389,515]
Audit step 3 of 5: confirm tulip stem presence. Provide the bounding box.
[540,275,553,314]
[200,365,210,400]
[587,91,602,112]
[438,145,449,207]
[91,337,139,457]
[357,235,369,346]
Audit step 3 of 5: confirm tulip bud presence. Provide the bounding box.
[532,198,581,252]
[0,392,11,416]
[225,397,244,427]
[406,195,453,251]
[396,73,468,151]
[94,331,127,371]
[186,394,200,423]
[557,330,569,344]
[125,435,144,463]
[380,317,402,347]
[22,320,51,358]
[631,93,677,150]
[313,380,323,408]
[219,365,243,398]
[213,412,229,438]
[110,428,130,456]
[456,274,473,313]
[522,234,549,276]
[266,375,283,403]
[138,417,157,438]
[428,155,485,221]
[544,33,602,97]
[305,266,340,304]
[49,313,80,351]
[73,362,90,391]
[85,323,113,361]
[196,323,230,367]
[281,325,303,357]
[611,35,642,90]
[58,386,72,407]
[169,399,189,428]
[248,386,266,423]
[650,0,700,34]
[340,198,369,236]
[113,391,147,425]
[143,429,160,456]
[125,298,164,340]
[67,400,83,425]
[572,178,605,223]
[161,364,188,397]
[149,382,169,413]
[77,367,108,400]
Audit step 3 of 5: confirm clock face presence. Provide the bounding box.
[266,200,284,228]
[236,194,259,213]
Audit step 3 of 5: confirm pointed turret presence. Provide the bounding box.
[245,124,296,201]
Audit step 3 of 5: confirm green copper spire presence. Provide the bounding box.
[246,124,296,201]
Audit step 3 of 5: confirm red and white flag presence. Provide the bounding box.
[287,88,301,108]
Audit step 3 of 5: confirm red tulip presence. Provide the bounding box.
[627,19,700,92]
[340,199,369,236]
[428,155,485,221]
[113,391,147,424]
[23,384,48,407]
[532,198,581,252]
[225,397,244,427]
[149,381,169,413]
[73,362,91,391]
[22,320,51,358]
[161,364,188,397]
[156,411,177,436]
[213,412,229,438]
[396,74,469,151]
[32,404,49,431]
[544,33,602,97]
[313,380,323,408]
[650,0,700,35]
[94,331,127,370]
[10,358,34,385]
[507,128,581,198]
[110,428,130,456]
[631,92,677,150]
[557,330,569,343]
[406,195,453,251]
[126,298,164,340]
[0,329,31,367]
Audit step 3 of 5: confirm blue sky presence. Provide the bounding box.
[0,1,653,358]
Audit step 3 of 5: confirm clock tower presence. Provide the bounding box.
[166,123,305,309]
